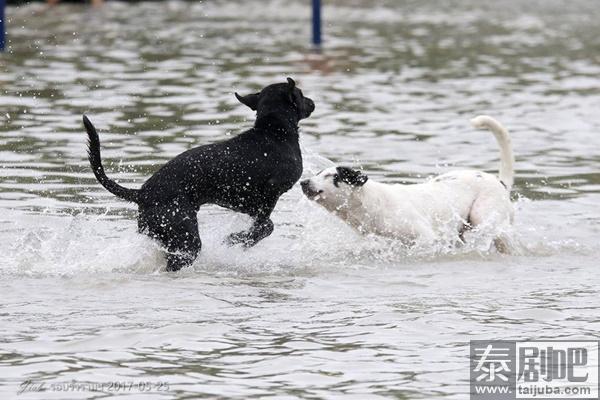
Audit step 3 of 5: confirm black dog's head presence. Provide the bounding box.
[235,78,315,121]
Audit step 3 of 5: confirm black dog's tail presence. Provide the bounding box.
[83,115,140,204]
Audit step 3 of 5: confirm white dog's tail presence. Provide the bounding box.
[470,115,515,190]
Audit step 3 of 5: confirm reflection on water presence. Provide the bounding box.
[1,0,600,398]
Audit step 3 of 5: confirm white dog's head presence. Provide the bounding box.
[300,166,369,212]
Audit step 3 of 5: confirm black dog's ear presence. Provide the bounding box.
[287,77,296,90]
[335,166,369,187]
[286,77,296,104]
[235,92,259,111]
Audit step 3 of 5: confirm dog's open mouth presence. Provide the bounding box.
[301,185,323,200]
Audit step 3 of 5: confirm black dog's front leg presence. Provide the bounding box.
[227,217,274,247]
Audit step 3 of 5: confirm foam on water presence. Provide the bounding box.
[2,1,600,398]
[0,184,591,278]
[1,147,594,277]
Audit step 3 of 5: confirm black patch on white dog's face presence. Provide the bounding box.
[333,167,369,187]
[235,77,315,120]
[301,166,369,212]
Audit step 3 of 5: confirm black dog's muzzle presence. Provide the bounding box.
[302,98,315,119]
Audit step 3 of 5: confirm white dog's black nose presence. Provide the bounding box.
[300,179,314,197]
[301,179,322,199]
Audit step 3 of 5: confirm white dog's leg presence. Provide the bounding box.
[467,194,513,253]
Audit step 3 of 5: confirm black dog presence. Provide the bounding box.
[83,78,314,271]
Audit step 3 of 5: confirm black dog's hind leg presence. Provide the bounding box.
[139,202,202,272]
[165,232,201,272]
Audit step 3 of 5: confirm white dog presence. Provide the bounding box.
[300,116,515,251]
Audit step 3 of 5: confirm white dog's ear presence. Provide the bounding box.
[335,167,368,187]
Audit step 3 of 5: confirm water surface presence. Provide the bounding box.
[1,0,600,398]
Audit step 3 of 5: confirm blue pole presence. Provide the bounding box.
[312,0,321,47]
[0,0,5,52]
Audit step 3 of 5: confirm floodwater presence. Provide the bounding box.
[1,0,600,398]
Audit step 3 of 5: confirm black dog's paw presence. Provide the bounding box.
[225,231,253,247]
